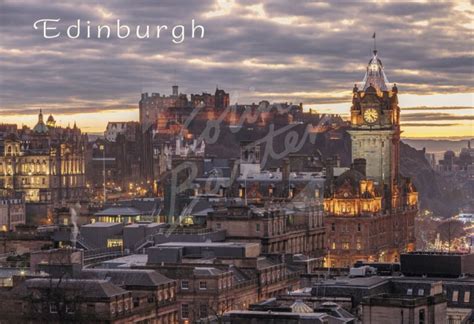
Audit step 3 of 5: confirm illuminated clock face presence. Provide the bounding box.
[364,108,379,123]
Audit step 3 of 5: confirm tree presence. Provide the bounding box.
[436,219,466,252]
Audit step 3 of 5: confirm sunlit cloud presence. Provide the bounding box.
[0,0,472,138]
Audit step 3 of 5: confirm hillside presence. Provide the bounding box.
[204,124,465,217]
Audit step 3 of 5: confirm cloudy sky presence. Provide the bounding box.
[0,0,472,138]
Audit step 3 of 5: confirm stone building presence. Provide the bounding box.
[81,269,179,323]
[0,110,87,223]
[0,248,179,323]
[207,202,325,258]
[0,193,25,231]
[87,121,155,194]
[139,85,189,129]
[139,85,230,130]
[324,50,418,267]
[144,241,301,323]
[104,121,141,143]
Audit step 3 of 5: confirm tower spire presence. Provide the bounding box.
[372,32,377,55]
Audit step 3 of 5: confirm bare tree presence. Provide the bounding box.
[437,219,466,252]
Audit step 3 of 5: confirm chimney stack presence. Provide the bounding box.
[282,158,290,184]
[353,158,367,176]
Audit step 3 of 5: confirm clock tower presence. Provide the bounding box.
[347,50,401,204]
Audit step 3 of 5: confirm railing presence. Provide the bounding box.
[76,236,92,250]
[162,226,213,235]
[83,246,125,265]
[132,234,155,253]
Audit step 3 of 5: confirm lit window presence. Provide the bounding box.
[342,243,350,250]
[452,290,459,302]
[331,242,336,250]
[464,291,471,303]
[199,281,207,290]
[181,280,189,290]
[107,239,123,248]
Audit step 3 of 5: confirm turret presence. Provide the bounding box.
[172,85,179,96]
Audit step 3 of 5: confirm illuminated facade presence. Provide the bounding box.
[0,110,86,222]
[324,50,418,267]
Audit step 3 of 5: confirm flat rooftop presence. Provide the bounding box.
[313,275,391,288]
[124,222,165,228]
[100,254,148,268]
[154,241,259,248]
[81,222,122,228]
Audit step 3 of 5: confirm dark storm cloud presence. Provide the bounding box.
[0,104,137,116]
[402,106,473,111]
[0,0,473,118]
[402,113,474,121]
[401,123,460,127]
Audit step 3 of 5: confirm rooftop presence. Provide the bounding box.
[81,269,174,286]
[21,278,128,299]
[82,222,123,228]
[312,275,391,289]
[94,207,143,217]
[155,241,259,248]
[100,254,148,268]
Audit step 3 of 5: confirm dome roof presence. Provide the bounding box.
[33,109,49,134]
[46,114,56,127]
[33,123,49,133]
[361,50,389,92]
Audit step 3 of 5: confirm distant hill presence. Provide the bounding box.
[399,141,466,217]
[403,138,473,155]
[205,125,465,217]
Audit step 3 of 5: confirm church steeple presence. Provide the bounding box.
[38,109,44,123]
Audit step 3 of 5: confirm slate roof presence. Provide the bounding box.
[20,278,128,299]
[193,267,225,276]
[81,269,174,287]
[100,198,162,215]
[94,207,142,217]
[229,265,251,283]
[256,256,281,269]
